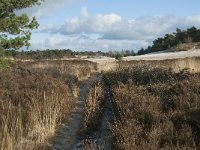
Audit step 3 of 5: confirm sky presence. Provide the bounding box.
[19,0,200,51]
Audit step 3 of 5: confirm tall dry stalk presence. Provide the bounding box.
[0,90,75,150]
[83,81,103,134]
[0,64,78,150]
[0,100,23,150]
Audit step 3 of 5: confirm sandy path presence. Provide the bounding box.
[93,84,115,149]
[51,74,102,150]
[73,83,115,150]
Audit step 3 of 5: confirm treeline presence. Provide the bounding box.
[138,26,200,55]
[1,48,137,59]
[1,49,108,60]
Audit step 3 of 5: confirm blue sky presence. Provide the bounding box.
[20,0,200,51]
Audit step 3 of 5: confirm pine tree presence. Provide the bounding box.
[0,0,42,50]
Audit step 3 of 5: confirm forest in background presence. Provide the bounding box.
[138,26,200,55]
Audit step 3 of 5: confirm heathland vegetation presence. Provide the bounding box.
[0,60,98,149]
[104,67,200,149]
[2,59,200,150]
[1,1,200,150]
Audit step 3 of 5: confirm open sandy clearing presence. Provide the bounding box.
[123,49,200,61]
[82,49,200,65]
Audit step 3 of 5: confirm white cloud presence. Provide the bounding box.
[43,8,200,42]
[38,24,60,33]
[81,7,89,18]
[29,7,200,51]
[101,15,181,40]
[44,34,90,49]
[184,16,200,26]
[58,8,122,34]
[28,34,150,51]
[80,39,150,51]
[28,41,46,50]
[16,0,81,18]
[45,36,66,47]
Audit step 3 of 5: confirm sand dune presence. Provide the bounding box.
[123,49,200,61]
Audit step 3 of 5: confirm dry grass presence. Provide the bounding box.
[76,80,104,150]
[0,61,85,150]
[0,101,23,150]
[81,80,104,135]
[167,42,200,52]
[20,60,98,80]
[120,57,200,73]
[104,67,200,150]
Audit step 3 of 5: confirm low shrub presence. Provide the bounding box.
[104,67,200,149]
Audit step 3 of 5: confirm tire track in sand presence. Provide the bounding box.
[51,74,102,150]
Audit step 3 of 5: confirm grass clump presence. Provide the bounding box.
[81,80,104,135]
[0,63,79,150]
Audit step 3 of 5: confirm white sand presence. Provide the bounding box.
[123,49,200,61]
[84,49,200,64]
[86,56,115,64]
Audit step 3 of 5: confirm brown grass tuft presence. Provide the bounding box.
[82,80,104,135]
[0,61,83,150]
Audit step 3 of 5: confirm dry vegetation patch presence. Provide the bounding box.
[104,67,200,150]
[21,60,98,80]
[0,60,89,150]
[81,80,104,135]
[167,42,200,52]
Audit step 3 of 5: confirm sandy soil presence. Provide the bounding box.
[73,84,114,150]
[86,56,115,64]
[87,49,200,63]
[51,74,102,150]
[123,49,200,61]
